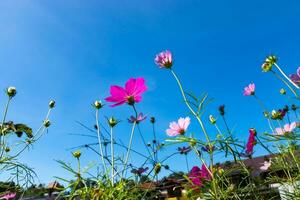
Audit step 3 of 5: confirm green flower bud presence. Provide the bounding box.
[279,88,286,95]
[209,115,216,124]
[292,104,297,111]
[154,163,161,174]
[265,55,277,65]
[6,87,17,98]
[94,100,103,109]
[263,111,270,118]
[49,100,56,108]
[72,150,81,158]
[108,117,118,127]
[5,147,10,153]
[262,62,272,72]
[43,120,51,128]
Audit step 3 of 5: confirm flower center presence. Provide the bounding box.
[126,96,135,105]
[179,129,185,134]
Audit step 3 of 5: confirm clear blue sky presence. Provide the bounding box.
[1,0,300,184]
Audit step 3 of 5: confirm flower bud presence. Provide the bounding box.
[209,115,216,124]
[6,87,17,98]
[108,117,118,127]
[263,111,270,118]
[262,62,272,72]
[43,120,51,128]
[164,165,170,170]
[154,163,161,174]
[147,142,151,147]
[218,105,225,116]
[5,147,10,153]
[265,55,277,65]
[150,117,156,124]
[72,150,81,159]
[292,104,297,111]
[279,88,286,95]
[94,100,103,109]
[49,100,56,108]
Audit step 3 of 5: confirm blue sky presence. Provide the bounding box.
[1,0,300,184]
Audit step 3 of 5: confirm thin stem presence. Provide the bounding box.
[122,121,137,177]
[137,125,154,160]
[170,70,211,144]
[271,70,299,98]
[254,95,275,133]
[274,63,300,89]
[96,109,107,173]
[0,98,11,156]
[110,126,114,185]
[185,155,189,172]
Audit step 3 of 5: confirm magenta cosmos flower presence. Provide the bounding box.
[128,113,147,124]
[188,165,212,186]
[166,117,191,136]
[155,50,173,68]
[245,128,256,155]
[105,77,147,107]
[0,193,16,200]
[275,122,297,135]
[243,83,255,96]
[290,67,300,86]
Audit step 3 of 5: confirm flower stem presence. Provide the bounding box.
[96,109,107,173]
[110,126,115,185]
[170,70,211,144]
[122,106,137,177]
[271,70,299,98]
[274,63,300,89]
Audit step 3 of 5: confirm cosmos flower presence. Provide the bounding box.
[245,128,256,155]
[155,50,173,68]
[166,117,191,136]
[243,83,255,96]
[201,145,215,153]
[178,146,192,155]
[105,77,147,107]
[188,165,212,186]
[0,193,16,200]
[131,167,149,176]
[275,122,297,135]
[290,67,300,86]
[128,113,147,124]
[260,160,271,171]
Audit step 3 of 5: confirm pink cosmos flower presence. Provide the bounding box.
[155,50,173,68]
[245,128,256,155]
[275,122,297,135]
[290,67,300,86]
[243,83,255,96]
[128,113,147,124]
[188,165,212,186]
[166,117,190,136]
[0,193,16,200]
[105,77,147,107]
[260,160,271,171]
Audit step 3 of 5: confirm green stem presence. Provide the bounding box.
[274,63,300,89]
[170,70,211,144]
[96,109,107,173]
[110,126,115,185]
[271,70,299,99]
[0,98,11,156]
[122,121,137,177]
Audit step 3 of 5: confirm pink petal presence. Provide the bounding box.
[166,128,179,136]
